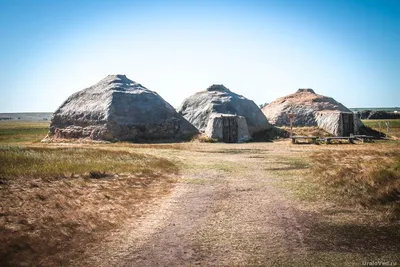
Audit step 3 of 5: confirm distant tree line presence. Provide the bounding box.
[259,103,268,109]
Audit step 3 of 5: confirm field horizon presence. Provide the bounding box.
[1,106,399,120]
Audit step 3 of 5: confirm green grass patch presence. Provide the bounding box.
[362,119,400,127]
[0,146,178,180]
[362,119,400,138]
[0,121,49,143]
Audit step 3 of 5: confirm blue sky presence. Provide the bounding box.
[0,0,399,112]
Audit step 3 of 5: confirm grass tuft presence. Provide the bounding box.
[88,171,109,179]
[192,134,218,143]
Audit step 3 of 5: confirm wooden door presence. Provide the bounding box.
[222,117,238,143]
[341,113,354,136]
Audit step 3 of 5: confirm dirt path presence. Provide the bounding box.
[73,143,399,266]
[73,144,315,266]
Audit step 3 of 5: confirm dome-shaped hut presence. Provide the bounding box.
[45,75,198,142]
[178,84,272,142]
[262,88,363,136]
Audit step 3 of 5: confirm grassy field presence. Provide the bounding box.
[310,148,400,219]
[0,146,177,179]
[362,119,400,139]
[1,121,399,266]
[0,121,49,143]
[0,122,180,266]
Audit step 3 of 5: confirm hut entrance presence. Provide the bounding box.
[222,116,238,143]
[341,113,354,136]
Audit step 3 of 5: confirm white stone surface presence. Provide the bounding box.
[46,75,199,141]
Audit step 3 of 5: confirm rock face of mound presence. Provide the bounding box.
[262,89,363,136]
[178,85,271,137]
[46,75,198,141]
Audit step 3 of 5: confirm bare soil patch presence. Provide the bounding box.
[0,146,178,267]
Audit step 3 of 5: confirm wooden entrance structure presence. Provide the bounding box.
[341,113,354,136]
[222,116,239,143]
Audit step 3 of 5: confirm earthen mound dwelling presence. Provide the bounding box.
[44,75,199,142]
[178,84,272,142]
[262,88,363,136]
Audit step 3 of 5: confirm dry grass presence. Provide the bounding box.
[279,126,332,137]
[0,146,179,267]
[113,142,190,149]
[270,143,400,264]
[0,146,177,179]
[310,148,400,219]
[191,134,218,143]
[2,121,399,266]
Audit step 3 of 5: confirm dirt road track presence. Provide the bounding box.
[75,147,312,267]
[73,144,399,266]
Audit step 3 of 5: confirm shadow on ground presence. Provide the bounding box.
[301,215,400,254]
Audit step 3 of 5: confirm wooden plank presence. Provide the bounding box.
[222,117,230,143]
[292,135,318,138]
[291,136,318,144]
[222,116,239,143]
[325,137,355,140]
[230,117,238,143]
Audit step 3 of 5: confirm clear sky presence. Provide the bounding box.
[0,0,399,112]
